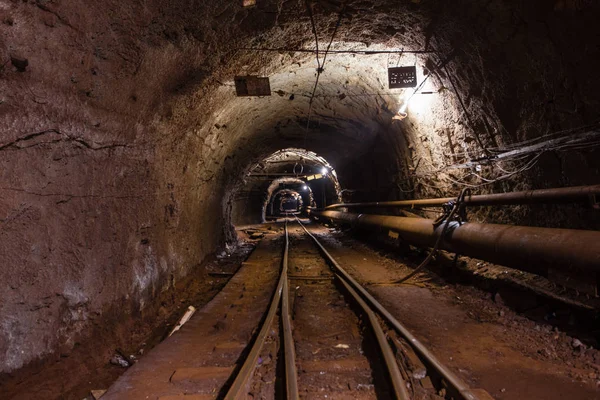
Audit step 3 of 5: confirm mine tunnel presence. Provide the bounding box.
[1,1,600,399]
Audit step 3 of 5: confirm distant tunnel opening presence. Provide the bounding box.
[2,1,600,398]
[231,148,341,225]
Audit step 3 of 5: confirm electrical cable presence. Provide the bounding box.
[305,1,321,69]
[441,64,489,155]
[304,4,345,147]
[321,11,343,70]
[303,0,321,147]
[399,126,600,189]
[391,188,470,284]
[489,122,600,152]
[236,47,438,55]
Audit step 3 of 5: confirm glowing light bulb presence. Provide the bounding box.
[303,185,308,190]
[399,88,415,113]
[321,167,328,175]
[396,87,434,120]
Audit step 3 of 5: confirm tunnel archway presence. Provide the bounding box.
[231,148,342,225]
[267,188,304,217]
[2,1,599,397]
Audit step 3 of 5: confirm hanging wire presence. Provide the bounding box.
[395,49,404,67]
[398,124,600,191]
[320,12,343,68]
[487,121,600,153]
[391,188,471,284]
[304,3,345,147]
[303,0,321,147]
[410,153,539,189]
[305,1,321,69]
[441,63,490,155]
[235,47,437,55]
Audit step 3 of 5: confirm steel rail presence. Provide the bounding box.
[282,223,300,400]
[225,221,298,400]
[292,216,409,399]
[337,275,411,400]
[295,218,494,400]
[322,184,600,210]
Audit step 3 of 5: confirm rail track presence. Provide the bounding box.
[223,218,494,400]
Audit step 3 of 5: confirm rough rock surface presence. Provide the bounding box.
[0,0,599,397]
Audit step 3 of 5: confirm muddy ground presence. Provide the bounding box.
[315,224,600,399]
[3,221,599,399]
[0,242,254,400]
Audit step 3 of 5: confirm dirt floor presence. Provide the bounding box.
[101,233,283,399]
[4,221,600,399]
[0,242,254,400]
[220,220,600,399]
[287,229,390,399]
[309,223,600,399]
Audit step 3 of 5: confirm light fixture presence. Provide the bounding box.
[321,167,328,175]
[397,88,416,117]
[395,77,436,120]
[303,185,308,191]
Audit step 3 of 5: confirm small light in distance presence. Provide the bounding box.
[321,167,328,175]
[303,185,308,191]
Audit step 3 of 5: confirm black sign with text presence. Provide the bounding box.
[235,76,272,96]
[388,66,417,89]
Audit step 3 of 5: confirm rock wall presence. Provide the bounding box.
[0,0,231,375]
[1,0,599,390]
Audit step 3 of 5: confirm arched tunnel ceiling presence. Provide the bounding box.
[1,0,599,384]
[199,44,417,188]
[198,41,463,222]
[245,148,340,198]
[171,0,599,214]
[252,148,336,172]
[156,1,448,205]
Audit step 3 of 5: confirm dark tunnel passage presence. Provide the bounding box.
[1,0,600,399]
[269,189,303,215]
[232,148,340,224]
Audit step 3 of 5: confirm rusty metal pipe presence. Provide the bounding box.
[296,218,493,400]
[323,184,600,210]
[310,210,600,274]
